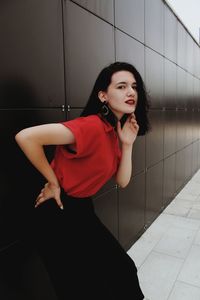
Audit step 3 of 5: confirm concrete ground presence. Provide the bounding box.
[128,169,200,300]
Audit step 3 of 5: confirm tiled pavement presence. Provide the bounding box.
[127,169,200,300]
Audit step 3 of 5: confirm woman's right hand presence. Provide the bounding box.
[35,182,64,210]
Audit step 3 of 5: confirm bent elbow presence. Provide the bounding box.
[116,181,129,188]
[15,129,30,145]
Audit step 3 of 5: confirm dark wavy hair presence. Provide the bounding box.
[80,61,150,136]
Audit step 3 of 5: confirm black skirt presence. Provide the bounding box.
[33,189,144,300]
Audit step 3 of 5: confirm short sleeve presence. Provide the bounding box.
[59,116,102,158]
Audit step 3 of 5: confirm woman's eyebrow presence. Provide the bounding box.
[116,81,137,85]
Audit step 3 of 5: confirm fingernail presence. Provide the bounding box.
[60,206,64,210]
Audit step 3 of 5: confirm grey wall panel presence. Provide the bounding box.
[146,110,164,167]
[177,67,187,108]
[185,145,193,180]
[175,149,186,192]
[145,48,164,108]
[164,5,177,63]
[176,110,186,151]
[71,0,114,24]
[177,21,187,70]
[192,141,199,174]
[145,0,164,55]
[115,0,144,43]
[164,59,177,108]
[93,188,118,240]
[64,0,115,107]
[146,161,163,224]
[164,110,176,158]
[0,109,65,248]
[186,35,194,75]
[118,173,145,249]
[132,136,146,176]
[116,30,145,79]
[163,154,176,206]
[0,0,65,108]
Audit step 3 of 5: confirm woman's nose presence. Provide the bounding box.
[127,86,136,96]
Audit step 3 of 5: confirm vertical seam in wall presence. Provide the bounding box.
[61,0,67,117]
[113,0,116,61]
[144,0,147,228]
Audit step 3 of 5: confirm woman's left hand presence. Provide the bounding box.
[117,113,139,146]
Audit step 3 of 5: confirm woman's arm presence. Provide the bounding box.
[115,144,133,188]
[15,123,75,208]
[115,114,139,188]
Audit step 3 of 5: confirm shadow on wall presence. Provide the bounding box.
[0,77,55,248]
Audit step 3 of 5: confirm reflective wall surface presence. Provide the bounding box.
[1,0,200,298]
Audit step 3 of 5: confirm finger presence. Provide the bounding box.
[55,197,64,210]
[35,197,44,208]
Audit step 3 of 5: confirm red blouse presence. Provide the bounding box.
[50,114,121,198]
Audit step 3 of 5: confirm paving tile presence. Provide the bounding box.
[168,281,200,300]
[138,252,183,300]
[127,214,174,268]
[178,245,200,287]
[187,208,200,220]
[154,226,196,259]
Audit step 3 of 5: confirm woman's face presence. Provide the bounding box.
[98,70,138,120]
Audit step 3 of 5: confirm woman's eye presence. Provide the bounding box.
[118,86,125,89]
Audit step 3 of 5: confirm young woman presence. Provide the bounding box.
[15,62,150,299]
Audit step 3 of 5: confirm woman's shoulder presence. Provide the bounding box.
[72,114,103,128]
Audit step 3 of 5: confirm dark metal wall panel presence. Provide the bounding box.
[71,0,114,24]
[146,110,164,167]
[132,136,146,176]
[146,161,163,224]
[164,59,177,108]
[176,110,186,151]
[177,67,187,108]
[0,109,65,248]
[118,173,145,250]
[145,0,164,55]
[0,0,65,108]
[93,188,118,240]
[115,30,145,79]
[163,154,176,206]
[115,0,144,43]
[145,48,164,108]
[175,149,186,192]
[64,0,115,108]
[164,110,176,158]
[164,5,177,63]
[177,22,187,70]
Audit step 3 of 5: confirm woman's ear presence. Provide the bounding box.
[98,91,107,103]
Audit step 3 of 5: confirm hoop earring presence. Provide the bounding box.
[100,101,109,116]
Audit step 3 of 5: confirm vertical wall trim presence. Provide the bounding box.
[61,0,67,113]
